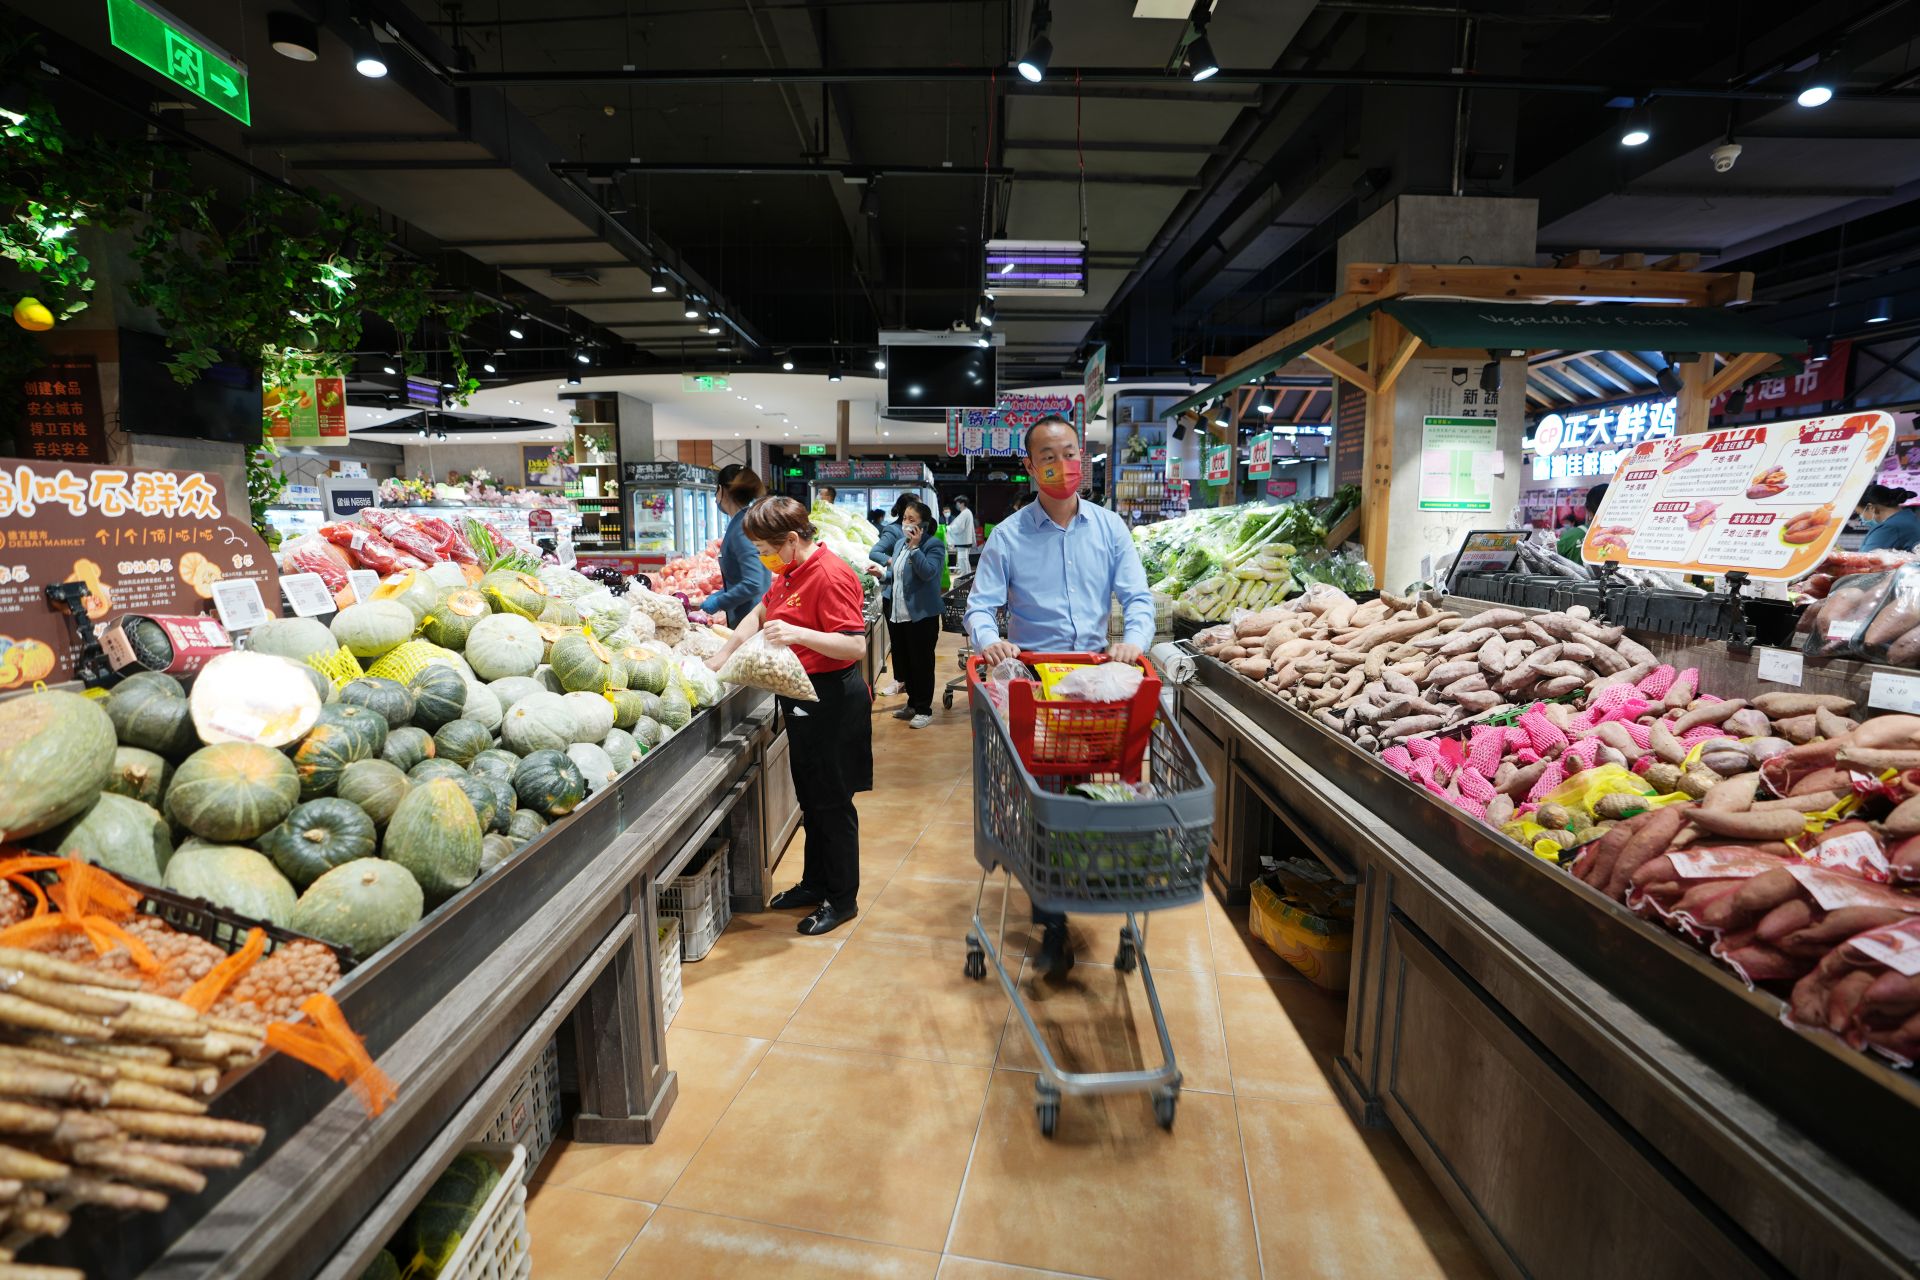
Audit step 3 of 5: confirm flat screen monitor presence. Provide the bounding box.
[117,328,263,445]
[886,344,997,411]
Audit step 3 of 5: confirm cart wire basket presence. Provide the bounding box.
[938,573,1007,709]
[963,651,1213,1137]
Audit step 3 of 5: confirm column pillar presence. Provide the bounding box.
[836,400,850,460]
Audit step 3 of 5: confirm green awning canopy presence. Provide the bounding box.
[1164,298,1807,421]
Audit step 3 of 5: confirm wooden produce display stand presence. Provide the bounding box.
[1174,614,1920,1280]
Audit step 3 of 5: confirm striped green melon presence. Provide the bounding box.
[106,672,200,758]
[500,693,575,756]
[0,690,117,842]
[246,616,339,662]
[511,748,586,819]
[507,808,548,848]
[381,726,435,772]
[330,600,417,659]
[465,614,543,682]
[106,747,173,809]
[337,677,415,730]
[479,570,547,620]
[163,844,297,928]
[165,743,299,842]
[259,796,377,889]
[383,777,482,901]
[391,1152,502,1280]
[432,719,492,767]
[336,759,411,827]
[407,664,469,731]
[421,589,490,650]
[35,792,172,883]
[292,858,423,959]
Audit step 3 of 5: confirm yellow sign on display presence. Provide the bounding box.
[1582,411,1895,580]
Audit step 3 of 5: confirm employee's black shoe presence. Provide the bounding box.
[798,901,858,935]
[1034,923,1075,980]
[768,885,827,910]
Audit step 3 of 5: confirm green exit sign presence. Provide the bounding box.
[681,373,730,393]
[107,0,250,124]
[784,467,804,477]
[800,444,827,456]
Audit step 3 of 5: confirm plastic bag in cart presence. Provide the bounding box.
[715,633,817,700]
[1049,661,1144,703]
[982,657,1037,717]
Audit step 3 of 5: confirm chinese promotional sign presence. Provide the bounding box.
[946,393,1084,457]
[265,375,348,446]
[16,357,109,464]
[1582,412,1895,579]
[1247,433,1272,480]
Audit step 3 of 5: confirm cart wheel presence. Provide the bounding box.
[963,946,986,981]
[943,690,955,710]
[1153,1089,1178,1131]
[1114,939,1137,973]
[1036,1100,1060,1137]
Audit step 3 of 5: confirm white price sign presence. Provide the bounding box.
[1755,648,1803,686]
[347,570,380,603]
[1869,671,1920,714]
[210,578,271,633]
[279,573,337,618]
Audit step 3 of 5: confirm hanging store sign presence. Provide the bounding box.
[946,393,1084,457]
[0,461,278,689]
[105,0,251,125]
[266,375,347,447]
[320,476,379,520]
[1083,343,1107,422]
[1525,395,1678,482]
[1711,341,1849,415]
[1265,478,1298,499]
[16,356,109,465]
[1582,411,1895,580]
[1247,433,1273,480]
[1204,443,1231,486]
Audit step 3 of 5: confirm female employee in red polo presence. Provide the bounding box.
[707,497,874,935]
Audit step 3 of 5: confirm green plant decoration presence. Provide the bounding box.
[248,435,289,545]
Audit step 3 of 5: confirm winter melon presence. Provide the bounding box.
[390,1151,501,1279]
[246,616,339,662]
[330,600,417,659]
[383,777,482,901]
[337,677,414,730]
[465,614,543,682]
[292,858,423,958]
[432,719,492,767]
[512,748,587,819]
[562,691,615,744]
[0,690,128,841]
[407,663,470,731]
[479,569,547,620]
[35,792,172,883]
[500,693,575,756]
[106,747,173,809]
[259,797,377,889]
[163,843,298,928]
[336,759,411,827]
[566,743,619,795]
[381,726,436,772]
[106,672,199,758]
[421,589,489,650]
[165,743,300,842]
[488,675,545,710]
[551,633,614,693]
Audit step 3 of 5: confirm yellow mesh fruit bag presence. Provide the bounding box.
[307,646,365,691]
[365,639,460,684]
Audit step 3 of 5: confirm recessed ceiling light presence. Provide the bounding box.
[874,356,886,371]
[382,364,396,375]
[507,399,521,405]
[754,403,764,410]
[782,358,795,371]
[268,11,318,61]
[482,362,497,373]
[1797,83,1834,108]
[508,324,525,340]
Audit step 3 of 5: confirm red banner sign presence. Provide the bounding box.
[1712,340,1850,416]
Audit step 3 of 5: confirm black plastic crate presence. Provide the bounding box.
[27,868,356,969]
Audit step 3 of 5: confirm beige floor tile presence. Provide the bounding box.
[946,1071,1259,1280]
[1217,972,1347,1104]
[856,869,1036,955]
[783,935,1011,1066]
[543,1027,772,1203]
[937,1259,1099,1279]
[1204,889,1293,980]
[667,1042,989,1252]
[1238,1097,1495,1280]
[898,823,985,880]
[610,1207,940,1279]
[995,959,1232,1095]
[1064,902,1215,974]
[523,1185,655,1280]
[674,926,843,1039]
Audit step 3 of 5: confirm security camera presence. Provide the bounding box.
[1711,142,1742,173]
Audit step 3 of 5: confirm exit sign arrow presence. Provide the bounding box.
[105,0,251,125]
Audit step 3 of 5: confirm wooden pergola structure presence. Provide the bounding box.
[1172,258,1809,580]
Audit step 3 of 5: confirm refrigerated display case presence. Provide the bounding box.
[624,462,720,554]
[814,462,937,525]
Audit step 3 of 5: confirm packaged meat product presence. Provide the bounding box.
[1800,570,1898,658]
[279,534,350,594]
[358,511,442,565]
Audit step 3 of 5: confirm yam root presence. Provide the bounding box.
[97,1111,266,1146]
[1751,692,1856,717]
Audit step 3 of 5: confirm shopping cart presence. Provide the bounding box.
[963,652,1213,1136]
[938,574,1005,710]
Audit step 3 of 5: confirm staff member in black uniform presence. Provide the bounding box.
[706,497,874,935]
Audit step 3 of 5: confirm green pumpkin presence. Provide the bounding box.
[466,614,543,682]
[0,691,119,842]
[330,600,417,659]
[165,743,300,842]
[512,748,587,819]
[461,682,503,734]
[355,1250,402,1280]
[336,759,411,827]
[432,719,492,767]
[624,653,670,696]
[654,688,693,731]
[550,633,614,693]
[391,1152,502,1280]
[246,616,340,663]
[383,777,482,901]
[106,746,173,809]
[448,771,504,834]
[602,728,643,774]
[567,743,618,794]
[290,713,377,800]
[259,797,378,889]
[479,569,547,620]
[317,702,389,758]
[561,692,616,744]
[481,832,517,872]
[408,664,470,731]
[533,666,564,694]
[370,569,444,624]
[632,716,665,749]
[421,588,490,650]
[106,671,200,758]
[163,843,298,928]
[410,759,469,783]
[605,689,646,731]
[488,676,545,710]
[337,677,415,730]
[293,859,423,959]
[500,693,575,756]
[467,749,520,782]
[507,808,549,848]
[381,726,436,772]
[35,792,172,883]
[482,776,515,833]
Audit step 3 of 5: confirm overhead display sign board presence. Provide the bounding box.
[946,393,1085,457]
[105,0,250,124]
[1582,411,1895,580]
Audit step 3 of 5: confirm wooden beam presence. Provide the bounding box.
[1556,250,1602,267]
[1201,355,1231,377]
[1552,362,1609,398]
[1615,351,1666,383]
[1341,263,1415,296]
[1303,343,1376,394]
[1530,374,1581,403]
[1361,311,1401,585]
[1524,383,1554,406]
[1706,271,1755,306]
[1703,350,1781,401]
[1651,252,1703,272]
[1578,355,1638,394]
[1375,331,1424,395]
[1291,388,1326,423]
[1675,359,1711,435]
[1224,285,1392,379]
[1597,253,1647,271]
[1389,265,1727,305]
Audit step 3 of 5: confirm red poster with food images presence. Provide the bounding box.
[1583,411,1894,579]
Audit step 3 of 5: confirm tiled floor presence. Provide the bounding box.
[528,637,1492,1279]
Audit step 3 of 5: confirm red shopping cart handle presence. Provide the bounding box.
[965,651,1156,685]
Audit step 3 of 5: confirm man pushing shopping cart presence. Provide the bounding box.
[962,414,1214,1135]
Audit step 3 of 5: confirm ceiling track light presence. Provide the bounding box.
[1869,296,1893,324]
[1797,80,1835,108]
[349,19,388,78]
[1619,104,1652,147]
[1186,32,1220,82]
[977,297,996,328]
[781,356,795,371]
[873,355,887,371]
[1016,1,1052,83]
[267,11,318,61]
[648,268,669,294]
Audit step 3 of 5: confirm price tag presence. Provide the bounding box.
[1870,671,1920,713]
[279,573,336,618]
[1829,619,1864,642]
[347,570,380,603]
[1756,648,1803,686]
[210,578,271,632]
